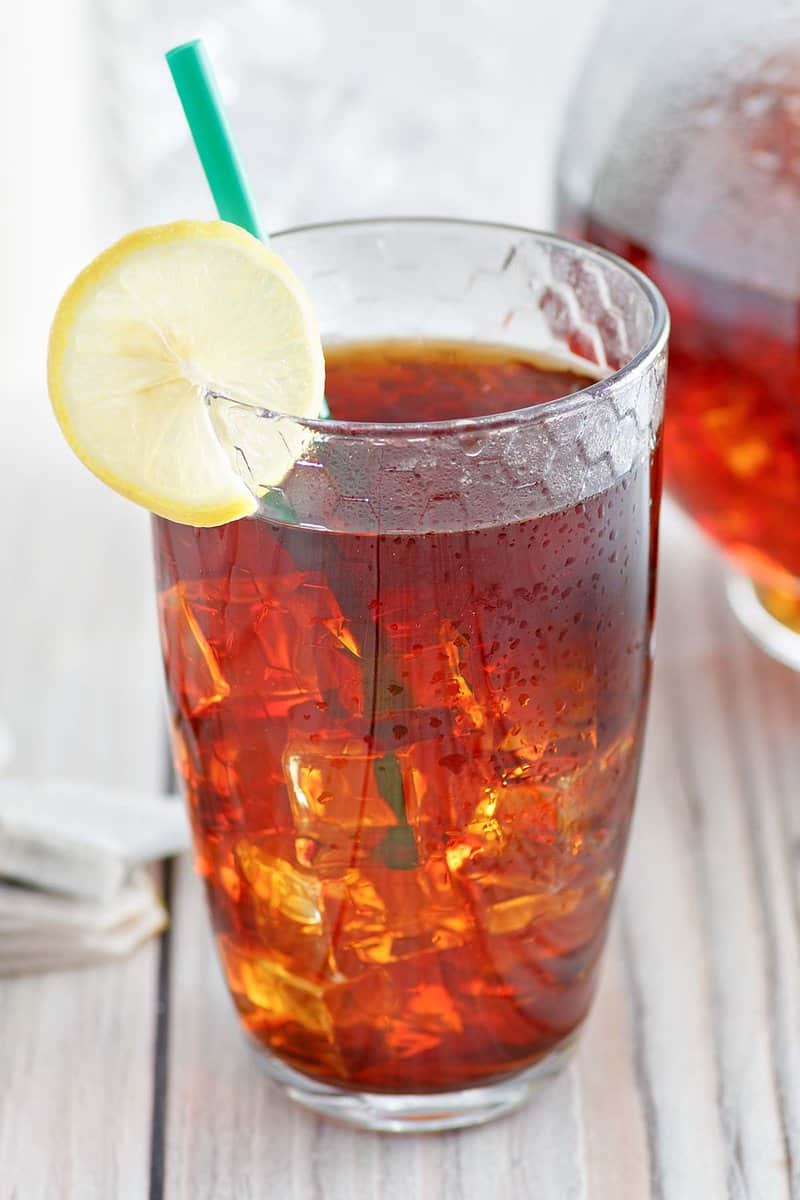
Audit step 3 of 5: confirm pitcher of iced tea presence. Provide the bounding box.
[557,0,800,666]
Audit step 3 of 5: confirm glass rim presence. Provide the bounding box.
[211,216,670,440]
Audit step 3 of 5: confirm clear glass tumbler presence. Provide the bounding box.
[153,220,668,1132]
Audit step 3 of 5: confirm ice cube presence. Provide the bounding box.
[323,857,472,973]
[221,573,363,720]
[372,613,494,734]
[449,816,571,897]
[160,564,364,723]
[332,946,469,1068]
[523,869,616,983]
[436,620,491,731]
[438,739,624,984]
[322,869,389,967]
[159,584,230,716]
[322,963,396,1037]
[403,727,497,845]
[554,731,638,855]
[220,935,398,1076]
[230,951,331,1033]
[219,938,348,1075]
[440,768,603,949]
[372,950,466,1062]
[235,840,331,974]
[285,739,396,831]
[544,665,599,762]
[237,840,323,926]
[475,923,600,1037]
[283,739,422,874]
[490,663,599,789]
[484,886,583,936]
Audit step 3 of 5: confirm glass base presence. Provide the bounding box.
[727,573,800,670]
[253,1035,579,1133]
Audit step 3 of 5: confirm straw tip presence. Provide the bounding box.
[166,39,204,65]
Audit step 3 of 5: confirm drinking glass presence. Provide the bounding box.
[154,219,668,1131]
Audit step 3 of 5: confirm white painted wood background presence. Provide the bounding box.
[2,1,799,1195]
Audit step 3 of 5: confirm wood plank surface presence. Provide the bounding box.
[158,508,800,1199]
[0,415,164,1200]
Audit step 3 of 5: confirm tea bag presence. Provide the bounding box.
[0,778,189,902]
[0,869,166,976]
[0,778,191,976]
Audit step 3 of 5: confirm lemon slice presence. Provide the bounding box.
[47,220,325,526]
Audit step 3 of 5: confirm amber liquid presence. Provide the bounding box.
[570,217,800,617]
[155,340,659,1093]
[561,50,800,626]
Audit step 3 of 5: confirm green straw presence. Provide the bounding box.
[166,39,266,242]
[166,37,329,419]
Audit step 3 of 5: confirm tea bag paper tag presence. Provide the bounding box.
[0,778,190,902]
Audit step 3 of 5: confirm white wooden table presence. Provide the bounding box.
[1,420,798,1198]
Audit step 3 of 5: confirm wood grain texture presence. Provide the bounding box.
[157,507,800,1199]
[2,433,799,1200]
[0,424,164,1200]
[576,926,650,1199]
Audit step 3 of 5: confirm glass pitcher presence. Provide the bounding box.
[556,0,800,667]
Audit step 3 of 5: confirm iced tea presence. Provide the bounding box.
[573,217,800,626]
[561,49,800,628]
[155,339,660,1094]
